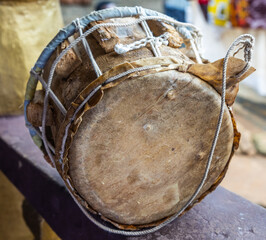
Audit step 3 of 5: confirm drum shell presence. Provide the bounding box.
[25,12,251,230]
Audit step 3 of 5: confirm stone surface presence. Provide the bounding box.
[128,188,266,240]
[222,89,266,207]
[237,123,257,156]
[1,116,266,239]
[253,132,266,156]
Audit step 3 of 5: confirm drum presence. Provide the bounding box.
[24,7,255,234]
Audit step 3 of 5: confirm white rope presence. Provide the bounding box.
[114,33,169,54]
[75,18,102,78]
[177,26,202,63]
[32,126,55,154]
[137,6,161,57]
[234,38,254,78]
[30,69,67,116]
[190,39,202,64]
[104,65,161,85]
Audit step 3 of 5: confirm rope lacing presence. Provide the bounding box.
[114,33,170,54]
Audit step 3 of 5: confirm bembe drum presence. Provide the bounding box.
[25,7,255,235]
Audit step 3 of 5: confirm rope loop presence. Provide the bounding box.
[230,34,255,79]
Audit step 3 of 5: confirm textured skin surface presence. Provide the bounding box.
[68,70,234,225]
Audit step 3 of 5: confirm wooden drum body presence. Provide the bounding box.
[25,7,255,232]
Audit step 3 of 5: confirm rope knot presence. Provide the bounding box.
[114,32,170,54]
[243,40,253,62]
[228,34,255,79]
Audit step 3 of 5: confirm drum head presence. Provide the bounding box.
[67,70,234,225]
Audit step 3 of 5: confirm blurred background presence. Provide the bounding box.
[0,0,265,239]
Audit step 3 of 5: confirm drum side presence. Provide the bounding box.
[67,70,234,225]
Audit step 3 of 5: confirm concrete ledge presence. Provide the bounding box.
[0,116,266,240]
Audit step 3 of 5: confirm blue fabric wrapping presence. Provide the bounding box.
[177,26,192,40]
[24,100,40,142]
[34,24,77,69]
[164,0,189,10]
[24,100,32,130]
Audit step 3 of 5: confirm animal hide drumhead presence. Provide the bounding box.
[67,70,234,225]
